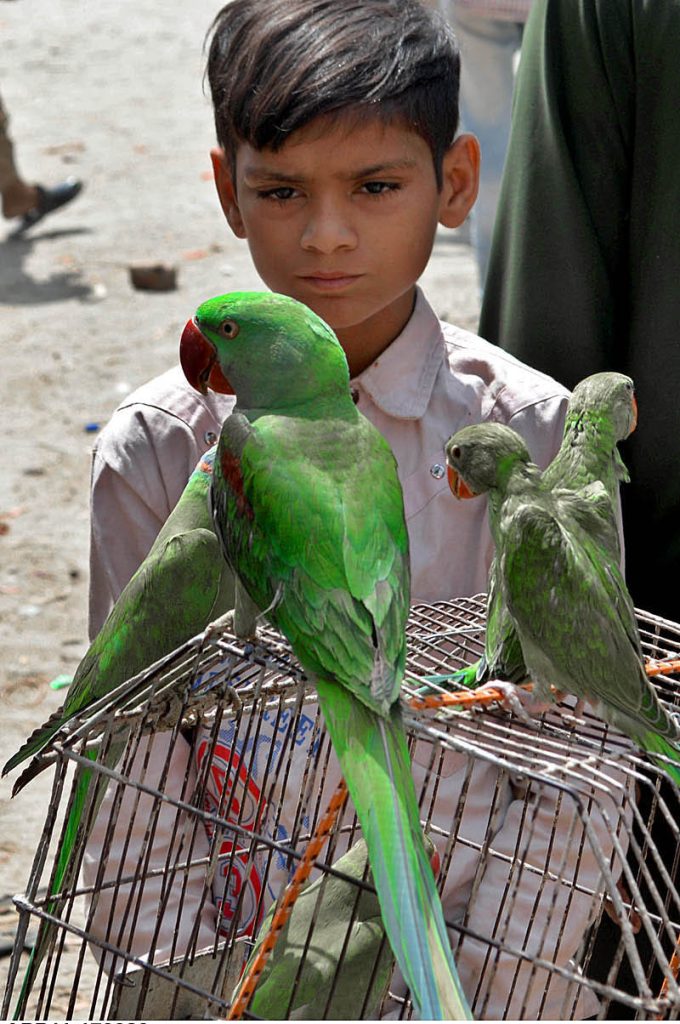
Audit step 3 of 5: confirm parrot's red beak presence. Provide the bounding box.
[446,464,477,500]
[179,318,234,395]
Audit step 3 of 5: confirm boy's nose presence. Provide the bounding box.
[300,201,358,254]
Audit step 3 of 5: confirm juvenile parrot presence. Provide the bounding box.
[444,371,638,691]
[180,291,470,1021]
[445,422,680,787]
[3,447,235,1014]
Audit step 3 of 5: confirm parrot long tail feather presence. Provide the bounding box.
[642,733,680,789]
[13,754,95,1019]
[3,709,71,782]
[411,661,483,697]
[315,677,471,1020]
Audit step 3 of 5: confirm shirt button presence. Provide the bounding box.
[430,463,446,479]
[204,430,218,446]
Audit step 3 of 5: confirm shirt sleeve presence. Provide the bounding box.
[504,393,568,471]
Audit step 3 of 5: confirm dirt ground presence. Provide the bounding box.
[0,0,480,1008]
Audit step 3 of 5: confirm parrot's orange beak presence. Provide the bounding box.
[446,464,477,500]
[179,318,234,395]
[629,393,638,435]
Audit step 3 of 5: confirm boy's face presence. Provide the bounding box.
[212,115,478,375]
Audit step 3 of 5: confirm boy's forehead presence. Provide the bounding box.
[235,112,432,178]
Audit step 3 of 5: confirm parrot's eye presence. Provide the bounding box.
[218,318,240,339]
[449,445,461,461]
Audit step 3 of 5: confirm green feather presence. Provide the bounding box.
[189,291,471,1020]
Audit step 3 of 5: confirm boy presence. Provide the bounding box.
[84,1,622,1017]
[89,0,566,637]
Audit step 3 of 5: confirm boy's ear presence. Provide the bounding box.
[438,133,480,229]
[210,147,247,238]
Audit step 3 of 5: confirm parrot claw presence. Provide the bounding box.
[478,680,551,721]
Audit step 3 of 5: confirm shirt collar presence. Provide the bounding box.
[352,287,444,419]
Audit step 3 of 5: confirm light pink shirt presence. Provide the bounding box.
[88,288,568,636]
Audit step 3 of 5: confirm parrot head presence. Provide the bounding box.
[180,291,350,409]
[445,423,532,499]
[566,371,638,440]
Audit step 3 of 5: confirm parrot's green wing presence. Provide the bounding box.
[500,488,680,783]
[543,371,635,561]
[213,411,408,714]
[4,449,233,787]
[212,414,468,1019]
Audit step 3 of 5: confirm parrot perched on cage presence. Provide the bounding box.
[443,371,638,692]
[445,421,680,787]
[2,447,235,1014]
[179,291,471,1021]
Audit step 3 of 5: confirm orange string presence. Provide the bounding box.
[645,658,680,678]
[408,683,533,712]
[408,657,680,713]
[226,778,349,1020]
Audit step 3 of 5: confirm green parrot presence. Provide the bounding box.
[445,421,680,787]
[180,291,470,1021]
[242,833,436,1020]
[3,447,235,1015]
[442,371,637,692]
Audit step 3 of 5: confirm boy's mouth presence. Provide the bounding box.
[298,272,362,291]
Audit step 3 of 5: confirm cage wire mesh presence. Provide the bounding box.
[3,595,680,1020]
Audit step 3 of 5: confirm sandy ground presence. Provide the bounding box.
[0,0,480,1010]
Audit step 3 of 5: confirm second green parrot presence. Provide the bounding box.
[444,371,637,691]
[445,421,680,787]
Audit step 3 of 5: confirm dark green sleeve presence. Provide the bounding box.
[479,0,680,619]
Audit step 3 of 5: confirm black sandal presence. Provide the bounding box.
[10,177,83,237]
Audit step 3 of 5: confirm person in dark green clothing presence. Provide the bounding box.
[479,0,680,623]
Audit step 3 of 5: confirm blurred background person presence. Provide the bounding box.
[434,0,532,293]
[1,90,82,236]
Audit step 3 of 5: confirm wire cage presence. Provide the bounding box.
[4,595,680,1020]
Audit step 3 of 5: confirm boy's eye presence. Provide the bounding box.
[258,186,298,201]
[361,180,399,196]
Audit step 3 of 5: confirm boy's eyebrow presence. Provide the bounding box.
[242,158,419,183]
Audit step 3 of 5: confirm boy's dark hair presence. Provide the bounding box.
[206,0,460,186]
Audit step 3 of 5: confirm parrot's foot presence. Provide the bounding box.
[478,680,552,721]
